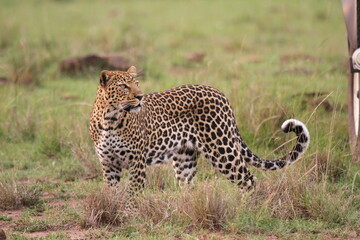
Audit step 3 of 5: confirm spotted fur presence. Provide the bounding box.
[89,66,310,194]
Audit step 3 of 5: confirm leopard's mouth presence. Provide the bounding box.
[124,103,142,113]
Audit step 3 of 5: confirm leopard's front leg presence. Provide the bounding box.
[124,155,147,212]
[101,162,122,187]
[128,155,147,195]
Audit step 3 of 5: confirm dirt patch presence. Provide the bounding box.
[41,190,79,210]
[47,197,79,210]
[26,231,51,239]
[0,209,23,224]
[65,226,87,240]
[325,238,359,240]
[0,209,23,236]
[237,55,263,65]
[186,52,206,63]
[0,210,23,222]
[0,77,7,86]
[326,231,359,240]
[0,191,83,239]
[279,67,313,76]
[24,225,87,240]
[42,191,55,200]
[196,232,281,240]
[280,53,320,63]
[61,94,78,101]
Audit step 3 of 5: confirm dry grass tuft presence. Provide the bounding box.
[136,192,177,226]
[137,181,242,230]
[5,41,46,85]
[82,180,243,231]
[179,182,241,230]
[0,179,42,210]
[81,185,129,228]
[250,169,357,226]
[252,174,311,219]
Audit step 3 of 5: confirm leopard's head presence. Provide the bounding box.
[99,66,143,113]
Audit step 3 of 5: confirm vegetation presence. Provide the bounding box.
[0,0,359,239]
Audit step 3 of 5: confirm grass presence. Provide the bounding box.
[81,185,129,228]
[0,179,42,210]
[14,219,51,233]
[0,0,359,239]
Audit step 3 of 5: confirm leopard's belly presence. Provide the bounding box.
[96,127,197,169]
[143,124,199,166]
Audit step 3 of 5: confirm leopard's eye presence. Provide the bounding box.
[119,84,127,89]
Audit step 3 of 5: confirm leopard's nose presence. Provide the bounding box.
[135,95,143,101]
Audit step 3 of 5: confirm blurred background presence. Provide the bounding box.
[0,0,358,239]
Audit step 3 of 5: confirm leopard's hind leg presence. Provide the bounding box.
[196,120,256,190]
[199,142,256,191]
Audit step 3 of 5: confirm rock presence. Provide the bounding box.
[0,229,6,240]
[59,53,136,75]
[59,54,108,75]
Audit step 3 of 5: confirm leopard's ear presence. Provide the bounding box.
[100,70,110,87]
[127,66,137,78]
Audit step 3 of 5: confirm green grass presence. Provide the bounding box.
[0,0,359,239]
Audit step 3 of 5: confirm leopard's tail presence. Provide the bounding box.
[241,119,310,171]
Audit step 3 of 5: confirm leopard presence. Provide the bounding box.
[89,66,310,196]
